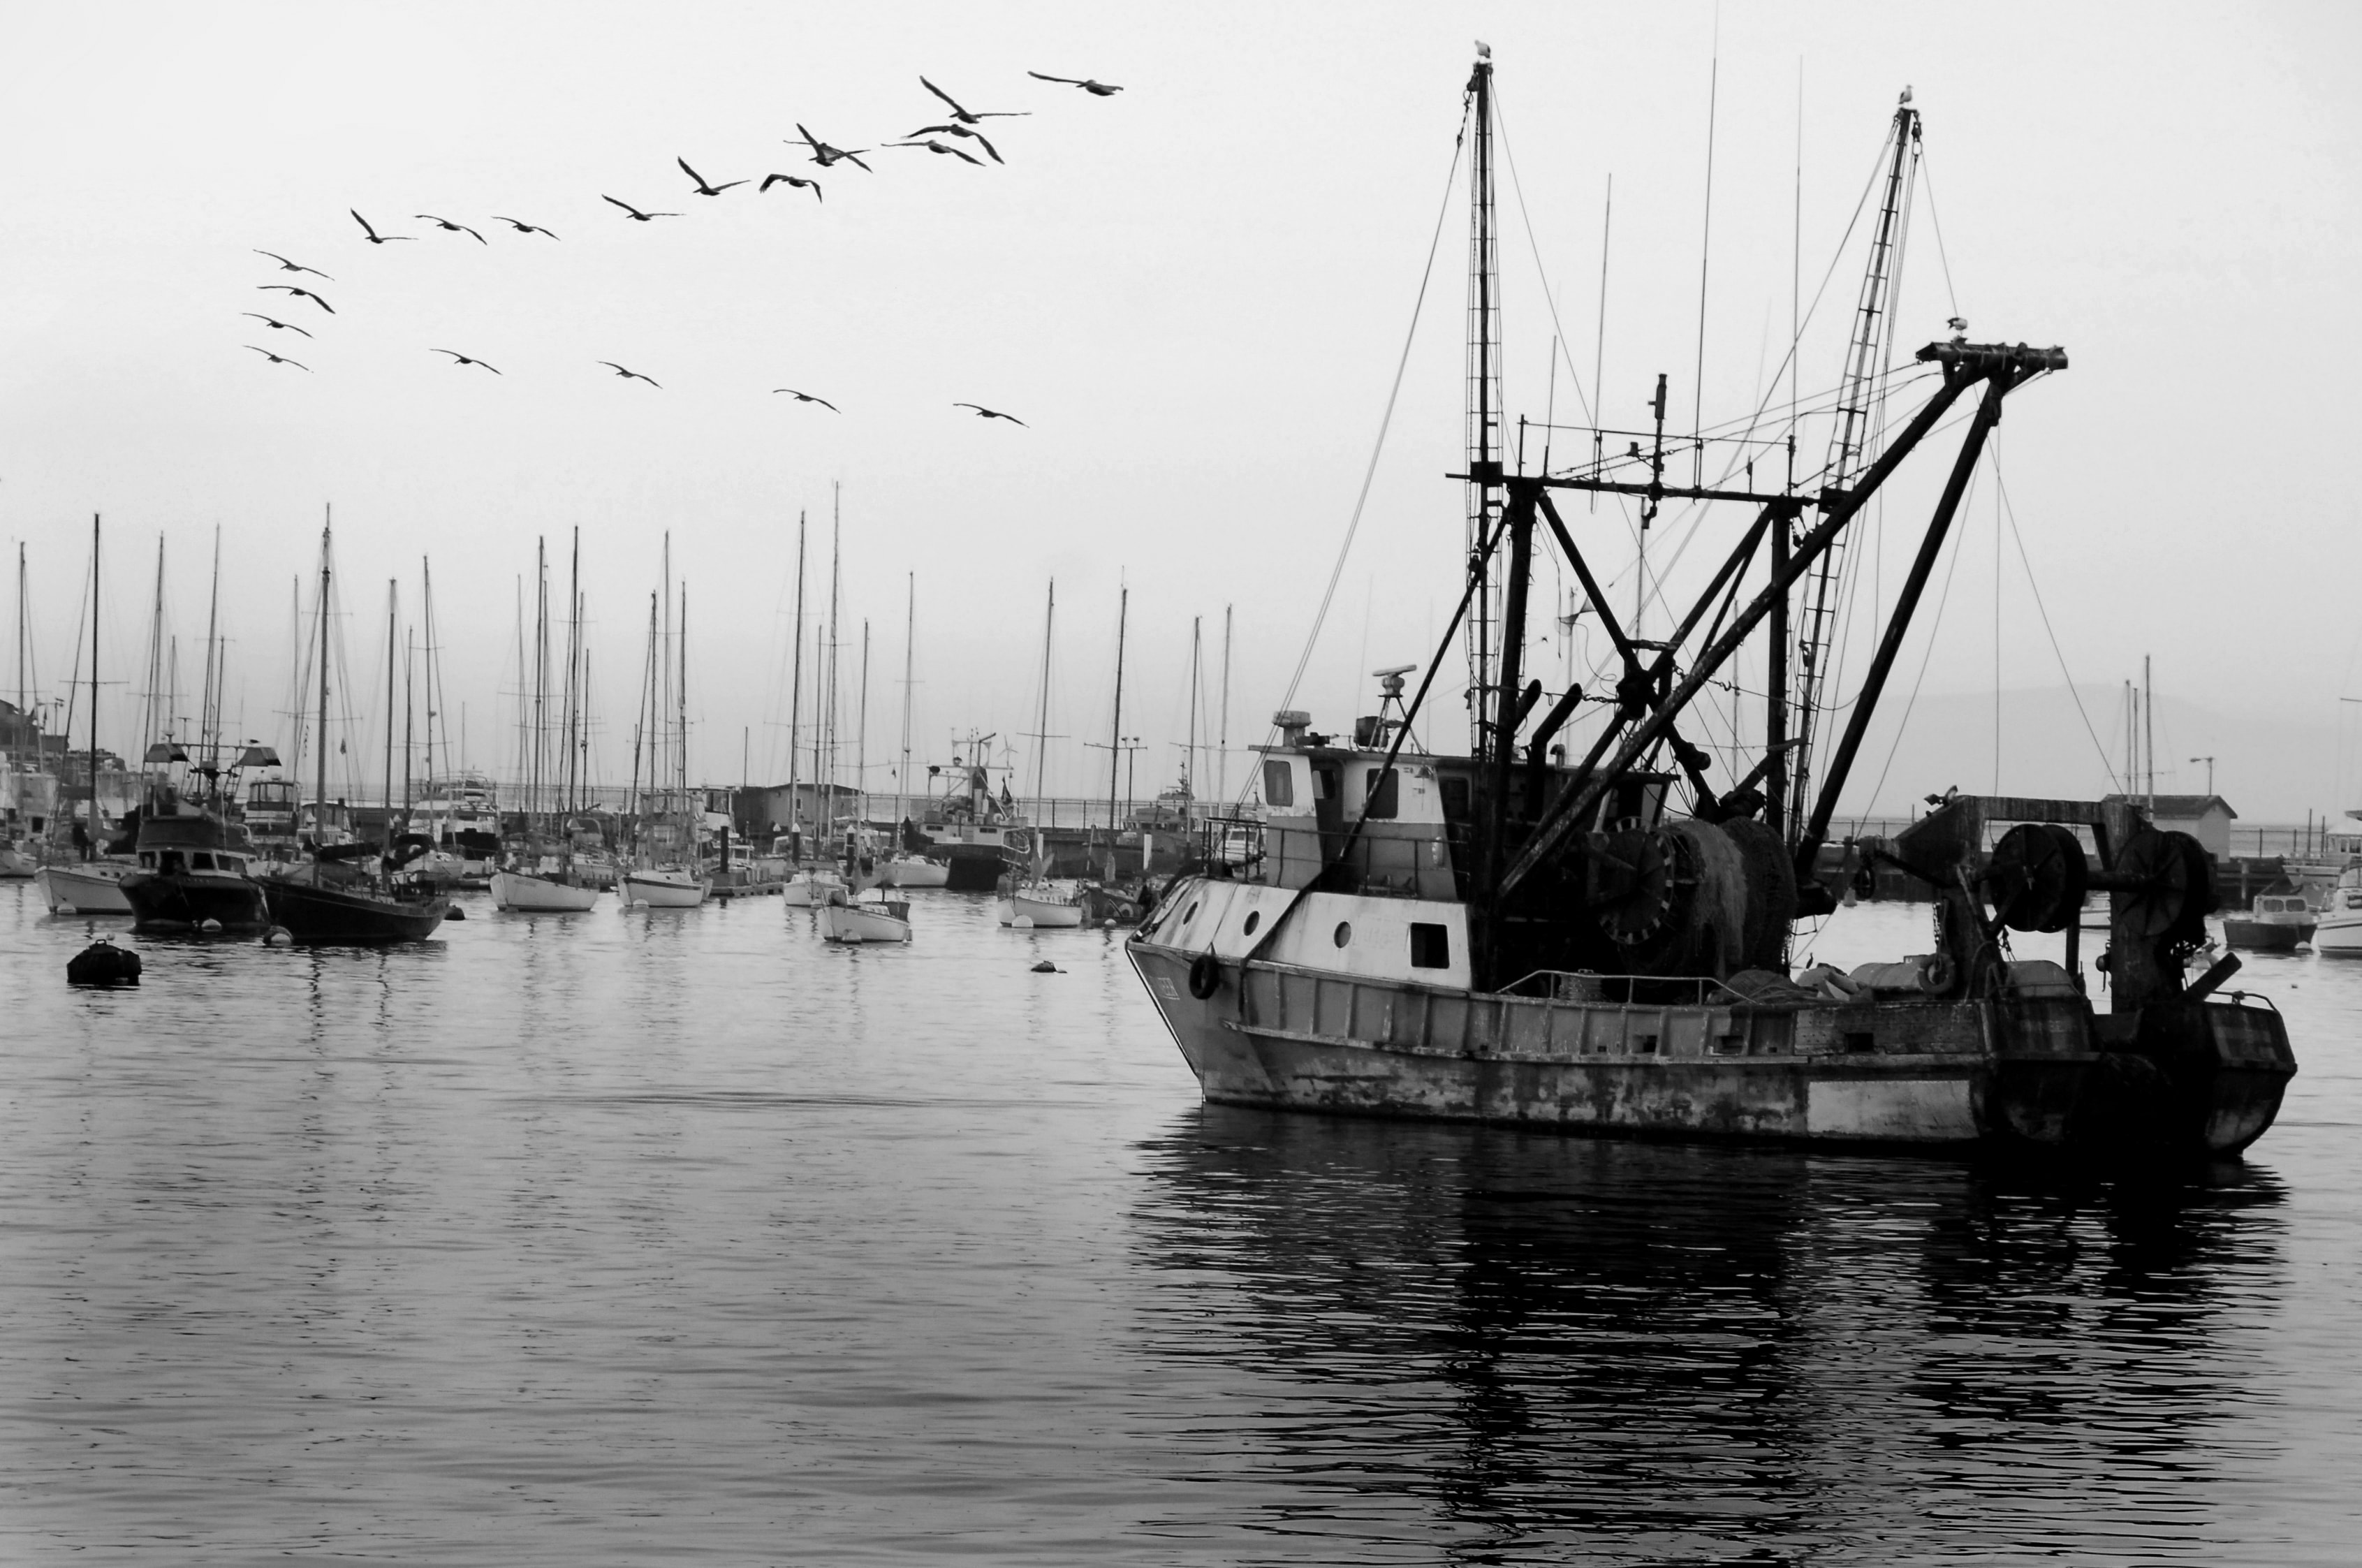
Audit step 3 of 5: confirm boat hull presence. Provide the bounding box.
[36,863,134,914]
[939,845,1006,892]
[263,877,450,942]
[2312,911,2362,957]
[122,870,271,933]
[0,845,36,878]
[2222,918,2310,951]
[1127,940,2294,1157]
[881,856,950,888]
[490,870,601,912]
[819,900,912,944]
[999,893,1084,928]
[621,870,708,908]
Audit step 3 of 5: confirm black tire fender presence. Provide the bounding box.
[1187,951,1223,999]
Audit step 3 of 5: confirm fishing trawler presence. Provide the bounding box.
[120,763,270,933]
[913,749,1027,891]
[1128,54,2294,1158]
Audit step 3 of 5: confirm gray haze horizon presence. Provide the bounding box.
[4,2,2355,823]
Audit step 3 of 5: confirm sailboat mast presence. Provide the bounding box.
[533,538,548,822]
[421,558,436,790]
[677,584,689,819]
[898,573,914,826]
[787,511,806,836]
[315,512,331,844]
[1218,603,1231,801]
[201,529,221,770]
[87,515,99,852]
[1107,585,1128,831]
[857,620,870,823]
[1187,616,1203,803]
[384,578,397,846]
[404,627,415,814]
[823,499,840,838]
[1032,580,1055,802]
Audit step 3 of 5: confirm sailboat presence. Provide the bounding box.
[1127,51,2294,1157]
[877,574,950,889]
[36,520,135,914]
[619,542,708,909]
[493,536,601,912]
[259,517,451,941]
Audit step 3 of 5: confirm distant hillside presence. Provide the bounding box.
[1819,684,2347,827]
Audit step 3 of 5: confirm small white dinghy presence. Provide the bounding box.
[619,866,709,909]
[491,867,601,912]
[997,888,1085,929]
[819,890,912,944]
[782,869,845,908]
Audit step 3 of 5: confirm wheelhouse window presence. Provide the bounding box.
[192,853,215,870]
[1262,759,1295,808]
[1363,767,1398,819]
[1410,922,1450,968]
[1313,763,1340,801]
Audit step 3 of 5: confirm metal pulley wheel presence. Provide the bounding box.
[2113,827,2211,939]
[1585,825,1694,946]
[1983,821,2089,932]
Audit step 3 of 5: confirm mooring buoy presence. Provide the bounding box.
[66,941,141,988]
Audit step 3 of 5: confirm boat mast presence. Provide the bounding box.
[1464,45,1502,754]
[383,578,397,847]
[533,538,548,827]
[200,529,221,773]
[404,626,415,816]
[314,511,331,849]
[787,511,806,842]
[1106,585,1128,833]
[1030,580,1055,803]
[564,527,581,816]
[897,572,914,826]
[823,491,839,840]
[420,558,436,791]
[1217,604,1231,801]
[677,582,689,835]
[86,515,99,853]
[1786,91,1920,841]
[1185,615,1201,805]
[856,620,870,825]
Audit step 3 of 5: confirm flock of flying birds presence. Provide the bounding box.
[239,70,1127,427]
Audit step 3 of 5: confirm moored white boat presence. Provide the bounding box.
[491,867,602,912]
[818,892,913,944]
[36,860,134,915]
[997,888,1085,928]
[782,869,844,907]
[2312,868,2362,956]
[880,853,950,888]
[620,866,709,908]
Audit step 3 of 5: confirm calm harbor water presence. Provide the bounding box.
[1,884,2357,1564]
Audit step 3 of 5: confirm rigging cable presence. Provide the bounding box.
[1995,455,2122,793]
[1249,96,1472,806]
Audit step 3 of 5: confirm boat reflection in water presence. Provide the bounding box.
[1129,1104,2285,1560]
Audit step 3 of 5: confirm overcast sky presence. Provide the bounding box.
[3,2,2356,819]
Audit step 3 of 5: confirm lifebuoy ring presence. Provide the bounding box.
[1113,902,1138,924]
[1187,951,1222,999]
[1918,950,1958,996]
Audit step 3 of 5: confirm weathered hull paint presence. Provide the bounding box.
[1127,939,2291,1155]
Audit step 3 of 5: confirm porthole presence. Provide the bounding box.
[1333,921,1353,947]
[1182,900,1199,925]
[1242,910,1261,935]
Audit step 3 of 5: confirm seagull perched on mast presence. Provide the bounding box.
[416,213,487,244]
[432,349,501,374]
[492,215,559,237]
[1027,71,1123,96]
[247,344,311,371]
[254,249,332,279]
[351,210,415,244]
[243,312,313,337]
[918,76,1030,124]
[773,388,838,411]
[890,138,981,166]
[258,284,335,313]
[955,402,1026,425]
[758,173,823,201]
[676,156,747,196]
[599,361,661,387]
[904,122,1002,163]
[793,125,872,171]
[603,195,680,222]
